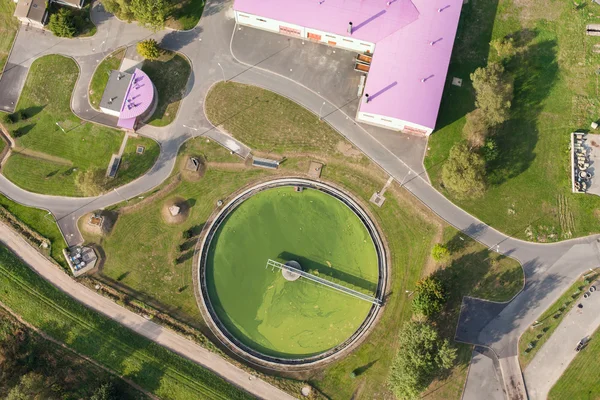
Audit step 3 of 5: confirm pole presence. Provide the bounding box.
[56,122,66,134]
[217,62,226,82]
[319,101,326,120]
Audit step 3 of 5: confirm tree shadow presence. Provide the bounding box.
[444,231,469,254]
[487,36,558,184]
[13,123,36,138]
[19,105,45,119]
[352,359,378,376]
[434,0,501,131]
[176,250,193,264]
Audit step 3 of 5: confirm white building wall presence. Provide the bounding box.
[304,27,375,53]
[100,107,121,117]
[235,11,305,37]
[356,111,433,136]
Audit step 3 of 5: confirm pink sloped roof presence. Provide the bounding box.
[359,0,462,129]
[234,0,419,43]
[234,0,463,131]
[119,68,154,120]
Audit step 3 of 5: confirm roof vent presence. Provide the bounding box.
[348,22,353,35]
[33,3,37,7]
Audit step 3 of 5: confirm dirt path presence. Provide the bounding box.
[0,221,296,400]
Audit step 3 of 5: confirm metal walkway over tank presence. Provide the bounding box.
[266,259,381,306]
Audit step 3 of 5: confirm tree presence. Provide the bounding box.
[470,62,514,126]
[442,142,486,199]
[48,8,76,38]
[91,382,117,400]
[463,108,488,149]
[389,321,457,399]
[131,0,168,30]
[6,372,50,400]
[76,168,107,196]
[412,275,446,317]
[137,39,161,60]
[491,37,517,60]
[431,244,450,262]
[481,138,499,162]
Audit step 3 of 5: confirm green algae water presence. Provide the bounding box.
[206,186,379,358]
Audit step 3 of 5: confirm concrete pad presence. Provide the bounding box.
[0,63,28,112]
[455,297,507,345]
[462,347,505,400]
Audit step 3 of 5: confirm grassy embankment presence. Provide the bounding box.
[0,244,253,400]
[142,51,191,127]
[425,0,600,241]
[0,306,146,399]
[2,55,159,196]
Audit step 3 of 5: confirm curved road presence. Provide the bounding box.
[1,1,600,398]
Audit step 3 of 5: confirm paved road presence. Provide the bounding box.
[524,279,600,399]
[0,221,295,400]
[2,0,600,398]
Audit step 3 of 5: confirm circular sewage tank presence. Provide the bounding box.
[198,180,386,367]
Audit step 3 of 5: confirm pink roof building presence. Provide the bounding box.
[99,68,156,130]
[233,0,463,135]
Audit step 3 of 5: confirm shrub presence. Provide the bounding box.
[389,321,456,399]
[481,138,499,162]
[471,62,514,127]
[431,243,450,262]
[442,142,487,199]
[1,113,15,124]
[48,8,76,38]
[412,276,446,317]
[492,37,517,60]
[463,109,488,149]
[136,39,161,60]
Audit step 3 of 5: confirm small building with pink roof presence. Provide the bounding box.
[99,68,156,130]
[233,0,463,135]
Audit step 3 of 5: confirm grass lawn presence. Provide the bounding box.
[2,55,158,197]
[142,51,191,127]
[0,244,252,400]
[0,307,146,399]
[0,0,18,76]
[89,48,125,109]
[519,271,598,368]
[425,0,600,241]
[207,186,378,358]
[549,325,600,399]
[87,83,525,399]
[0,193,68,269]
[166,0,205,30]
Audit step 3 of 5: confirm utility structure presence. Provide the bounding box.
[266,259,381,306]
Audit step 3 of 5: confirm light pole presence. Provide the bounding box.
[319,101,326,120]
[217,62,226,82]
[56,122,66,134]
[113,187,127,203]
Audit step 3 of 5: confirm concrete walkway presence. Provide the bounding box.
[524,280,600,399]
[0,221,295,400]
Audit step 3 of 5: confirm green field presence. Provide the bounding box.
[424,0,600,241]
[207,187,378,358]
[0,244,252,400]
[142,51,191,127]
[0,0,18,76]
[549,326,600,399]
[89,48,125,108]
[0,308,145,399]
[2,55,158,196]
